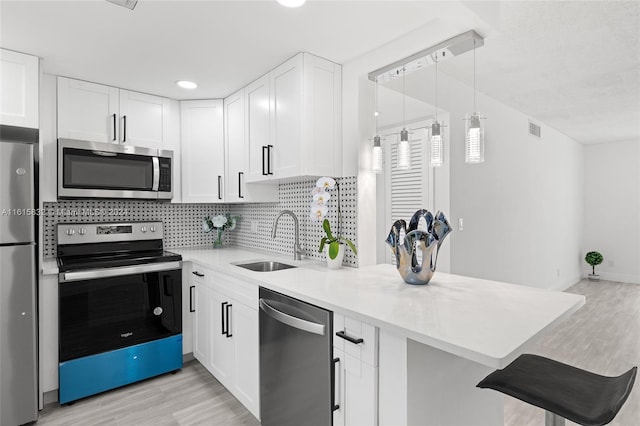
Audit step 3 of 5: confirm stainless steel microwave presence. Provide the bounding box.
[58,139,173,200]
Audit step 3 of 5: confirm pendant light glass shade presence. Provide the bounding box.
[429,121,444,167]
[397,129,411,170]
[464,38,485,164]
[465,113,485,163]
[372,135,383,173]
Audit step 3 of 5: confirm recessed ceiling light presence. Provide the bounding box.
[277,0,306,8]
[176,80,197,89]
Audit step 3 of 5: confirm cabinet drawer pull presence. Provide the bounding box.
[225,303,233,338]
[217,175,222,200]
[332,357,340,411]
[262,146,268,176]
[122,115,127,143]
[336,330,364,345]
[221,302,228,335]
[266,144,273,175]
[238,172,244,198]
[189,285,195,312]
[192,271,204,277]
[112,114,117,141]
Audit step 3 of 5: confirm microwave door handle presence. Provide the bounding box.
[152,157,160,191]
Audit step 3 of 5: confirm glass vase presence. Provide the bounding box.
[213,228,224,248]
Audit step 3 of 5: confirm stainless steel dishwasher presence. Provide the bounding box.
[259,287,334,426]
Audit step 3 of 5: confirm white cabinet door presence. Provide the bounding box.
[270,54,303,179]
[0,49,38,128]
[119,89,169,149]
[193,282,212,370]
[233,302,260,418]
[180,100,225,203]
[344,354,378,426]
[57,77,119,142]
[245,74,270,182]
[209,289,235,386]
[225,89,245,202]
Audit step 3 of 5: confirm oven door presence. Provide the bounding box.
[58,262,182,362]
[58,138,164,200]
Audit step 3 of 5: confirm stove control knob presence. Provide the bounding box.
[79,227,87,236]
[66,229,75,236]
[150,226,156,233]
[140,226,147,233]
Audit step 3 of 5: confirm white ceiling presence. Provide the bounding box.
[385,1,640,145]
[1,1,638,145]
[0,0,460,99]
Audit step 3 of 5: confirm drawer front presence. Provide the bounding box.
[210,271,258,309]
[335,314,378,367]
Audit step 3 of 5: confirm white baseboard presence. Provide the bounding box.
[582,269,640,284]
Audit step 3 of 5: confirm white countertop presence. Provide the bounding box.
[172,246,585,369]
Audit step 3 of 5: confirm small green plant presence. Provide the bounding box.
[585,251,603,275]
[318,219,357,260]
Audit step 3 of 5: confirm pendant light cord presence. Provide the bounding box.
[375,78,379,132]
[473,38,477,114]
[434,52,438,122]
[402,66,406,128]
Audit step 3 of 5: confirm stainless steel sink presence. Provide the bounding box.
[235,261,297,272]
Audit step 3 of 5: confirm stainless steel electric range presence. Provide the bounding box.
[56,221,182,404]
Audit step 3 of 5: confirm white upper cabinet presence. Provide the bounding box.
[245,52,342,183]
[180,99,225,203]
[57,77,119,142]
[0,49,39,129]
[119,89,170,149]
[245,74,271,182]
[57,76,171,148]
[224,88,278,203]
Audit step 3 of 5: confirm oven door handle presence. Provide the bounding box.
[60,261,182,283]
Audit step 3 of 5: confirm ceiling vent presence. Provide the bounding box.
[529,120,541,138]
[106,0,138,10]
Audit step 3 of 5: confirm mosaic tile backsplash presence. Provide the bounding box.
[43,176,358,267]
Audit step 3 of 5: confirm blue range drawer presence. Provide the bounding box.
[59,334,183,404]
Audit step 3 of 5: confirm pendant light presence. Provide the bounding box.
[429,51,444,167]
[371,78,383,174]
[464,38,486,164]
[397,67,411,170]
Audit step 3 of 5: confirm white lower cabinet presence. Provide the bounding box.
[189,264,260,419]
[334,313,379,426]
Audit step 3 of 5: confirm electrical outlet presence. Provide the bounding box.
[251,220,259,233]
[458,218,464,231]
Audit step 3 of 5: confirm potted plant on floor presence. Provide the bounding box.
[585,251,603,281]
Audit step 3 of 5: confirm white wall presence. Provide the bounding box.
[583,140,640,284]
[343,10,586,290]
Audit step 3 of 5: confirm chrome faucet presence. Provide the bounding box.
[272,210,303,261]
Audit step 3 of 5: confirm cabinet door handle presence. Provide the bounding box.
[262,146,268,176]
[217,175,222,200]
[332,357,341,411]
[221,301,228,335]
[267,144,273,175]
[225,303,233,338]
[192,271,204,277]
[336,330,364,345]
[122,115,127,143]
[238,172,244,198]
[189,285,195,312]
[112,114,117,141]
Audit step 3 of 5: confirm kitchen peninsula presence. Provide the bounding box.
[173,246,585,426]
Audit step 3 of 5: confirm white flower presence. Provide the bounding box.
[310,205,328,221]
[311,186,325,195]
[315,176,336,190]
[211,214,227,228]
[312,191,331,205]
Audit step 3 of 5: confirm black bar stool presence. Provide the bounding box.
[477,354,637,426]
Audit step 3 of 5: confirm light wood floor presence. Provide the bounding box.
[505,279,640,426]
[37,279,638,426]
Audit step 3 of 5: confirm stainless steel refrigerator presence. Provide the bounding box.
[0,125,38,425]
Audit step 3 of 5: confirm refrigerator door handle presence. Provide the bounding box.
[259,298,325,335]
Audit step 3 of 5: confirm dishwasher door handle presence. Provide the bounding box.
[259,299,325,335]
